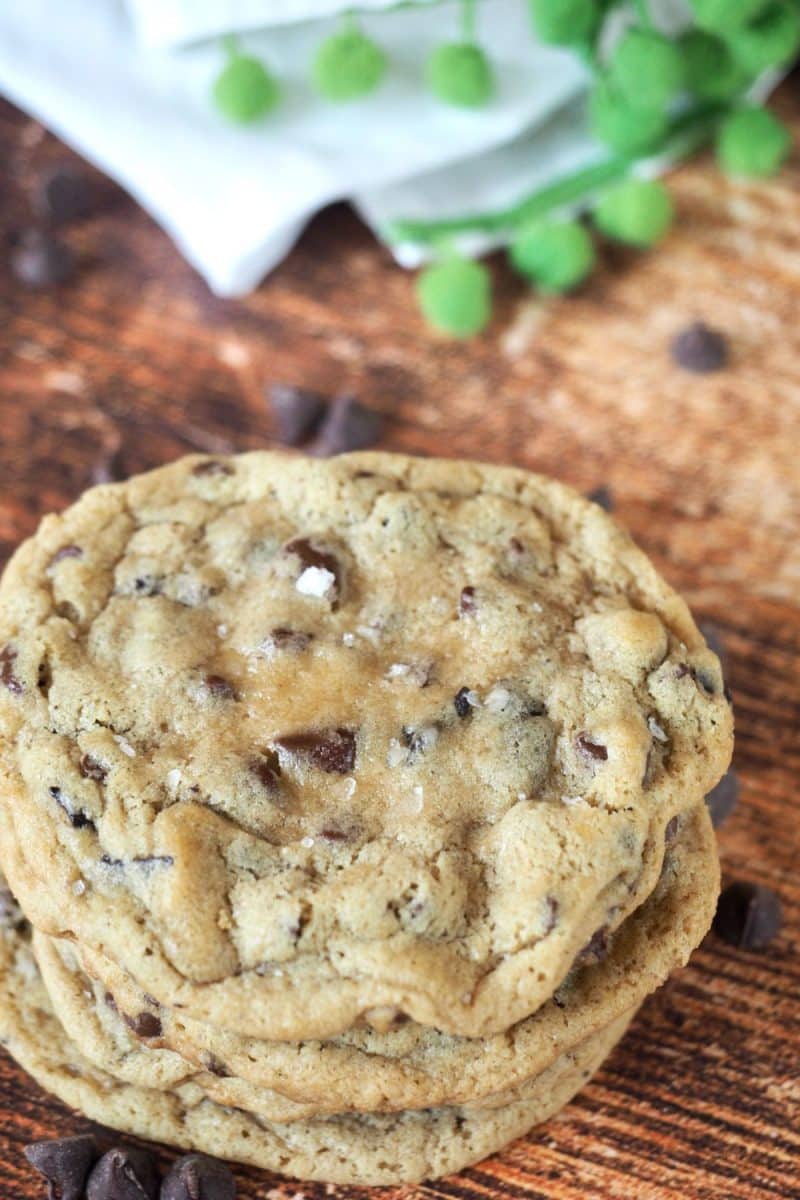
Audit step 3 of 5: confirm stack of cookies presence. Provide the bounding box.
[0,452,732,1186]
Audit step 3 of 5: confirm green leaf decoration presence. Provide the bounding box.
[213,53,281,123]
[589,77,670,155]
[427,41,494,107]
[609,29,685,111]
[594,178,674,247]
[726,1,800,73]
[509,219,596,292]
[716,105,792,177]
[416,258,492,336]
[528,0,600,46]
[312,28,387,102]
[680,32,750,101]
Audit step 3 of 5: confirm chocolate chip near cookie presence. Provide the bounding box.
[310,395,383,456]
[33,164,94,226]
[24,1135,97,1200]
[670,321,728,373]
[86,1146,159,1200]
[268,384,327,447]
[713,881,782,950]
[161,1155,236,1200]
[705,768,740,828]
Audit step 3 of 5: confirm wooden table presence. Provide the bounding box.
[0,79,798,1200]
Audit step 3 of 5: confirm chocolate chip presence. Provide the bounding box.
[544,895,559,934]
[203,1055,231,1078]
[24,1135,97,1200]
[664,815,679,843]
[86,1146,159,1200]
[49,544,83,568]
[122,1010,162,1039]
[49,785,95,831]
[251,749,282,792]
[160,1154,236,1200]
[698,620,727,672]
[587,484,614,512]
[705,768,740,829]
[33,164,94,225]
[267,627,313,653]
[454,687,473,718]
[269,384,327,447]
[671,321,728,374]
[576,733,608,762]
[459,586,477,617]
[676,663,719,696]
[284,537,341,603]
[105,992,118,1012]
[0,644,23,695]
[204,675,238,700]
[80,754,108,783]
[310,395,383,457]
[318,826,352,842]
[191,460,234,477]
[10,229,74,288]
[275,728,356,774]
[91,450,124,485]
[577,926,608,964]
[713,881,782,950]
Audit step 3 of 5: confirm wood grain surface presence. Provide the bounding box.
[0,78,798,1200]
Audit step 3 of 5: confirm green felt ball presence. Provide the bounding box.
[680,31,750,102]
[427,42,494,108]
[689,0,771,33]
[312,29,387,101]
[528,0,599,46]
[716,105,791,177]
[416,258,492,337]
[727,2,800,73]
[594,178,674,248]
[609,29,685,112]
[213,54,281,123]
[509,220,595,293]
[589,78,670,155]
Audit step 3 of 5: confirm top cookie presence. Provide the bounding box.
[0,452,732,1039]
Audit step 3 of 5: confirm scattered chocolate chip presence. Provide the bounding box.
[269,383,327,446]
[203,674,238,700]
[161,1154,236,1200]
[459,586,477,617]
[284,537,341,603]
[576,733,608,763]
[49,544,83,568]
[0,644,23,694]
[266,627,313,653]
[251,750,282,792]
[310,395,383,457]
[80,754,108,783]
[577,926,608,964]
[122,1010,162,1039]
[454,687,473,718]
[24,1135,97,1200]
[10,229,74,288]
[694,669,718,696]
[587,484,614,512]
[664,815,679,843]
[275,728,356,774]
[705,768,740,829]
[91,451,124,485]
[191,460,234,477]
[713,881,782,950]
[671,321,728,374]
[86,1146,159,1200]
[49,785,95,831]
[33,164,94,225]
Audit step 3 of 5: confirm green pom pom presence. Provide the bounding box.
[609,30,685,112]
[689,0,770,33]
[680,32,750,101]
[594,179,674,248]
[213,54,281,123]
[727,2,800,73]
[589,78,670,155]
[312,29,387,101]
[716,105,791,177]
[416,258,491,337]
[528,0,599,45]
[427,42,494,108]
[509,220,595,293]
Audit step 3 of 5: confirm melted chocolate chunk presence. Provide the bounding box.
[587,484,614,512]
[544,894,559,935]
[33,164,94,225]
[192,459,234,477]
[459,586,477,617]
[0,645,23,694]
[268,627,313,652]
[284,537,341,604]
[671,321,728,374]
[11,229,74,288]
[675,663,718,696]
[454,687,473,718]
[251,750,282,792]
[204,1055,231,1078]
[80,754,108,783]
[24,1135,97,1200]
[275,728,356,774]
[311,394,383,457]
[705,768,740,829]
[49,544,84,567]
[204,674,238,700]
[577,926,608,964]
[122,1010,162,1039]
[161,1155,236,1200]
[576,733,608,763]
[664,815,679,843]
[269,383,327,446]
[49,786,95,831]
[86,1146,160,1200]
[713,881,782,950]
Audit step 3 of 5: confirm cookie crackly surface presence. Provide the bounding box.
[0,452,732,1039]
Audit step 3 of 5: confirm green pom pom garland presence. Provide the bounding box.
[509,220,596,292]
[594,178,675,248]
[716,105,792,177]
[689,0,772,34]
[528,0,599,46]
[727,2,800,73]
[426,42,494,107]
[589,78,670,155]
[680,32,750,102]
[312,26,387,102]
[609,29,685,112]
[416,258,492,337]
[213,48,281,123]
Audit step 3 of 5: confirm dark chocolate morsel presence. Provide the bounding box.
[576,733,608,762]
[705,768,740,829]
[587,484,614,512]
[80,754,108,783]
[664,815,679,843]
[459,586,477,617]
[33,164,94,225]
[251,750,282,792]
[268,383,327,447]
[275,728,356,774]
[24,1135,97,1200]
[671,321,728,374]
[204,674,238,700]
[160,1154,236,1200]
[310,394,383,457]
[713,881,782,950]
[577,926,608,964]
[0,644,23,694]
[10,229,75,288]
[283,537,341,601]
[122,1010,163,1039]
[49,785,95,830]
[454,687,473,718]
[85,1145,160,1200]
[267,628,313,652]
